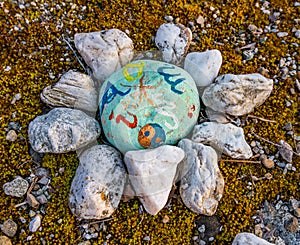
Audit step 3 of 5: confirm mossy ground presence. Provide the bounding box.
[0,0,299,244]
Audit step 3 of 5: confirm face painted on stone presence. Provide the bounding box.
[138,123,166,148]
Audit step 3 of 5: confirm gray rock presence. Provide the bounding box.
[124,145,185,215]
[29,215,42,232]
[205,108,230,123]
[28,108,101,153]
[202,73,273,116]
[278,140,293,162]
[232,232,275,245]
[184,50,222,87]
[74,29,134,82]
[0,236,12,245]
[40,70,98,112]
[178,139,224,216]
[69,145,126,220]
[36,194,48,204]
[155,23,192,63]
[192,122,252,159]
[3,176,29,197]
[0,219,17,238]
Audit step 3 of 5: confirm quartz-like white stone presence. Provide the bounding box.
[69,145,126,220]
[178,139,224,216]
[124,145,185,215]
[155,23,192,63]
[184,50,222,87]
[29,215,42,233]
[192,122,253,159]
[232,232,275,245]
[28,108,100,153]
[202,73,273,116]
[74,29,134,82]
[41,70,98,112]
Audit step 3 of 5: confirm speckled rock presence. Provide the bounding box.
[28,108,101,153]
[178,139,224,216]
[0,219,17,238]
[29,214,42,233]
[6,130,18,142]
[155,23,192,63]
[69,145,126,220]
[0,236,12,245]
[232,232,275,245]
[3,176,29,197]
[74,29,134,82]
[40,70,98,112]
[184,50,222,87]
[192,122,252,159]
[99,59,200,154]
[202,73,273,116]
[124,145,185,215]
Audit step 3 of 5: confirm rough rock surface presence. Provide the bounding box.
[28,108,101,153]
[155,23,192,63]
[184,50,222,87]
[232,232,275,245]
[74,29,134,82]
[40,70,98,112]
[0,236,12,245]
[69,145,126,220]
[124,145,185,215]
[3,176,29,197]
[178,139,224,216]
[192,122,252,159]
[0,219,17,238]
[202,73,273,116]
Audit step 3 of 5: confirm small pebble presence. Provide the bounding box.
[277,32,288,38]
[143,236,150,241]
[164,15,173,22]
[162,215,169,223]
[6,130,18,142]
[27,193,40,208]
[196,15,205,27]
[261,157,275,169]
[36,194,48,204]
[0,219,17,238]
[29,214,42,232]
[254,224,263,237]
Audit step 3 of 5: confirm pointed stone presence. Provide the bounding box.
[124,145,185,215]
[69,145,126,220]
[184,50,222,87]
[232,233,275,245]
[178,139,224,216]
[192,122,252,159]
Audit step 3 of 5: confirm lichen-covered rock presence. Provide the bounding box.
[124,145,185,215]
[202,73,273,116]
[184,50,222,87]
[40,70,98,112]
[69,145,126,220]
[3,176,29,198]
[0,219,17,238]
[232,232,275,245]
[178,139,224,216]
[74,29,134,82]
[192,122,252,159]
[155,23,192,63]
[28,108,100,153]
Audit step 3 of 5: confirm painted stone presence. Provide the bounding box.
[99,59,200,153]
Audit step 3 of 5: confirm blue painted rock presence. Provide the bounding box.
[99,59,200,153]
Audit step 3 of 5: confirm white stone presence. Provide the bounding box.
[74,29,134,82]
[40,70,98,112]
[3,176,29,197]
[192,122,253,159]
[69,145,126,220]
[155,23,192,63]
[124,145,185,215]
[205,107,231,123]
[232,232,275,245]
[29,215,42,233]
[28,108,100,153]
[178,139,224,216]
[202,73,273,116]
[184,50,222,87]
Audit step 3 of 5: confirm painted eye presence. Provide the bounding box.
[144,131,150,137]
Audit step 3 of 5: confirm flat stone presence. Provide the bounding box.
[28,108,101,153]
[178,139,224,216]
[41,70,98,112]
[192,122,252,159]
[29,215,42,232]
[232,232,275,245]
[36,194,48,205]
[202,73,273,116]
[124,145,185,215]
[74,29,134,82]
[155,23,192,63]
[69,145,126,220]
[184,50,222,87]
[0,219,17,238]
[99,59,200,154]
[3,176,29,197]
[0,236,12,245]
[278,140,293,162]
